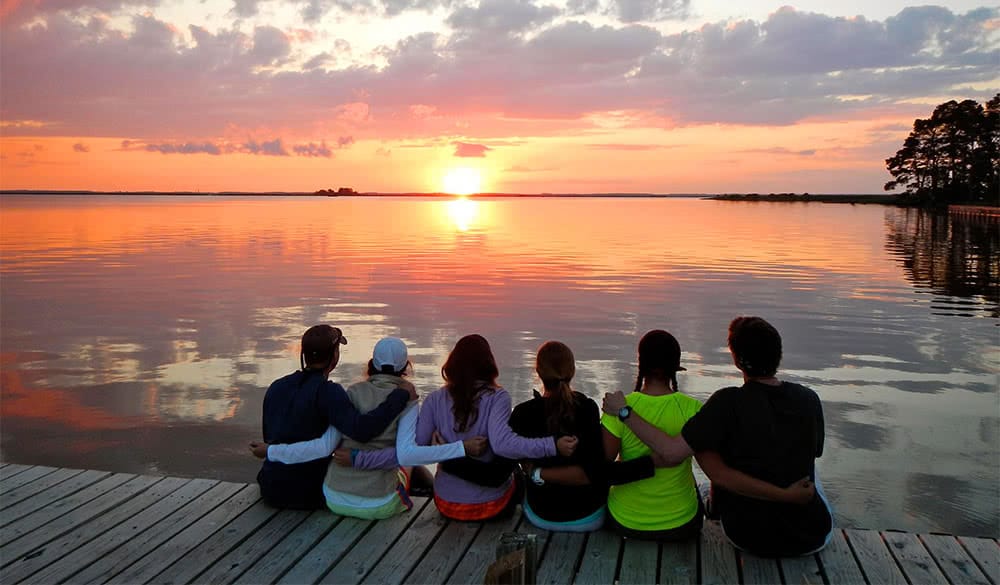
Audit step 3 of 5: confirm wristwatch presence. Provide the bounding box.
[618,405,632,421]
[531,467,545,486]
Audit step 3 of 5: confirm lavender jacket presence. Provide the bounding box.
[416,385,557,504]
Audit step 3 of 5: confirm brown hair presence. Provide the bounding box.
[536,341,576,435]
[728,316,782,377]
[633,329,684,393]
[442,334,499,432]
[300,325,343,371]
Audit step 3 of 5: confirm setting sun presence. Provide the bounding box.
[441,167,483,195]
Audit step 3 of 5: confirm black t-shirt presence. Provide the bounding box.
[508,391,608,522]
[681,380,832,556]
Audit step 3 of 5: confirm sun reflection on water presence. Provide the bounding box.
[446,197,479,232]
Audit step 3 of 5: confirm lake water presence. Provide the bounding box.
[1,195,997,537]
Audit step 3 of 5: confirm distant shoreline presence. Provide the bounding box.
[0,190,891,200]
[708,193,902,204]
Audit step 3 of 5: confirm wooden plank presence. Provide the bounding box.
[0,464,33,481]
[700,521,740,585]
[959,537,999,585]
[8,478,216,584]
[779,553,823,585]
[619,538,658,585]
[517,515,551,567]
[1,469,112,526]
[0,473,145,556]
[0,467,85,509]
[107,485,261,585]
[922,534,991,585]
[149,498,281,585]
[71,481,246,584]
[278,515,372,585]
[0,465,58,491]
[236,509,340,585]
[445,511,521,585]
[740,551,781,585]
[0,476,184,576]
[574,528,621,585]
[659,538,697,585]
[405,515,483,585]
[844,529,907,585]
[320,497,431,585]
[190,507,311,584]
[363,502,450,585]
[818,529,866,585]
[882,531,948,584]
[535,531,587,585]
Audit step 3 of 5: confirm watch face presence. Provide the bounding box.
[618,406,630,419]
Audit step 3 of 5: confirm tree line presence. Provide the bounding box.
[885,94,999,206]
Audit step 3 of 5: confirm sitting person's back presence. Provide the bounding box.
[509,342,607,531]
[682,317,832,556]
[259,368,336,509]
[602,330,703,541]
[322,372,408,513]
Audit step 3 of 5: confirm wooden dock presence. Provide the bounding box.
[0,463,997,584]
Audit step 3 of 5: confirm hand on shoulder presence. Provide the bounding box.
[602,391,627,415]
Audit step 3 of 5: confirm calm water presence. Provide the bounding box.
[1,195,997,537]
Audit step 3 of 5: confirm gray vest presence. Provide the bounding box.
[323,374,404,497]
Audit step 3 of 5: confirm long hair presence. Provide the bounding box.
[536,341,576,435]
[442,334,499,432]
[633,329,684,394]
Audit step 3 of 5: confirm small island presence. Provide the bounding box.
[315,187,357,196]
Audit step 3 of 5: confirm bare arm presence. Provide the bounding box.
[603,391,692,466]
[696,451,815,504]
[535,465,590,486]
[601,426,621,462]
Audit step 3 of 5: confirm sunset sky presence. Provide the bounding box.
[1,0,997,193]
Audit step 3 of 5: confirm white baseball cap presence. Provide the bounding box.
[372,337,408,373]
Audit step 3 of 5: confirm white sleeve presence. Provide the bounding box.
[266,425,342,464]
[395,403,467,466]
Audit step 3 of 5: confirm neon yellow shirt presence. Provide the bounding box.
[601,391,702,531]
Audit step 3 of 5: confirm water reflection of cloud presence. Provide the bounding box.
[823,402,893,451]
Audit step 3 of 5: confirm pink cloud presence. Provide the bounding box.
[0,5,995,144]
[453,141,492,157]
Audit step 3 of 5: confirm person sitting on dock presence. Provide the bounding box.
[415,334,578,521]
[600,329,705,541]
[602,316,831,556]
[508,341,659,531]
[250,325,417,510]
[252,337,487,519]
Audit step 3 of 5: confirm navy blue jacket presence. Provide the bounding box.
[257,369,409,509]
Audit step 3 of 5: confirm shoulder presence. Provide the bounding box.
[267,371,298,390]
[423,387,448,405]
[674,392,703,412]
[704,385,742,406]
[484,388,511,413]
[512,393,544,415]
[782,381,823,407]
